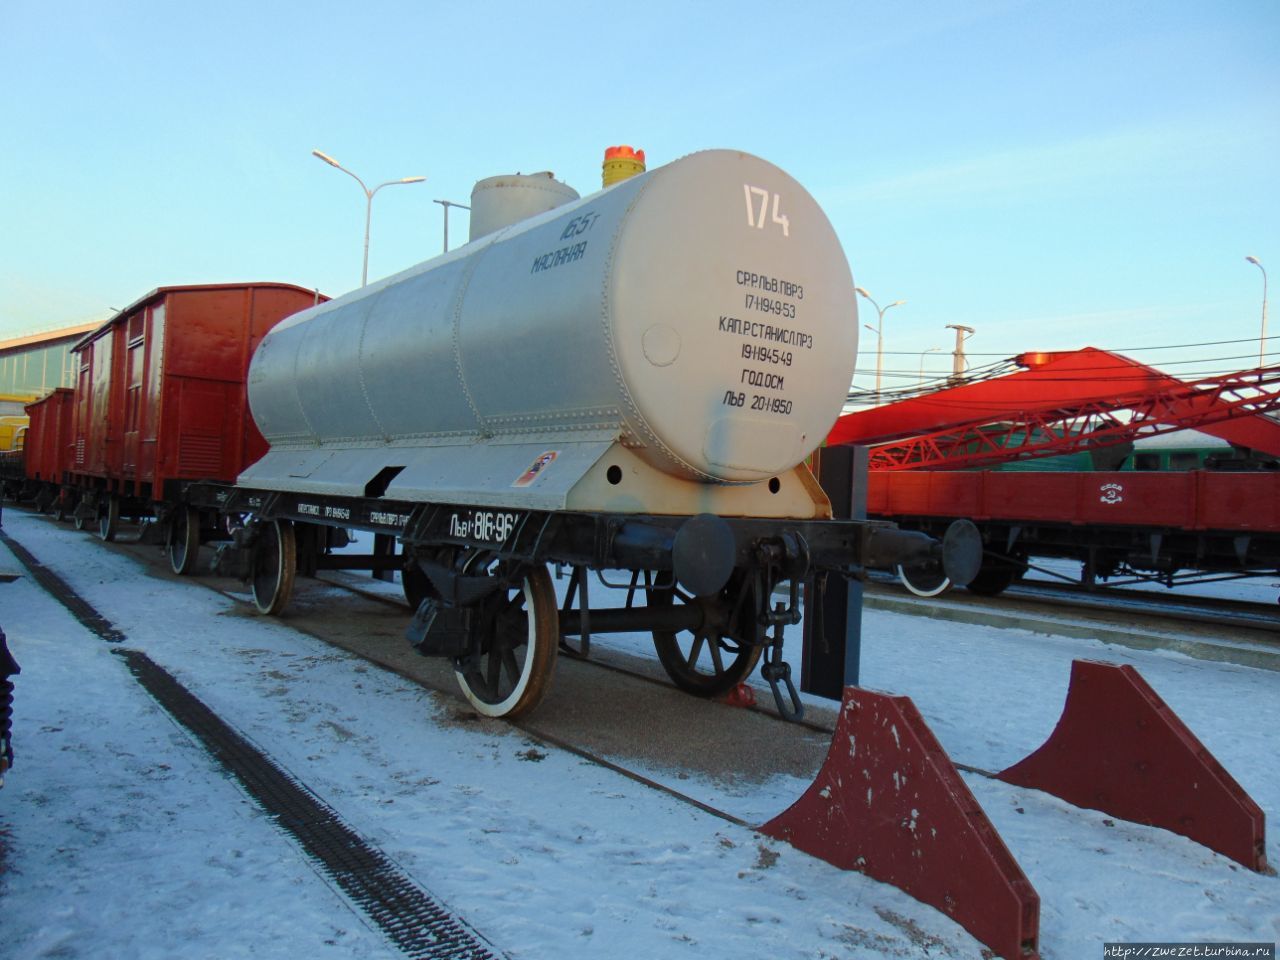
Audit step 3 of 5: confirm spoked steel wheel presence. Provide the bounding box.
[454,563,558,719]
[649,574,763,697]
[168,506,201,576]
[97,495,119,542]
[896,562,952,598]
[251,519,297,615]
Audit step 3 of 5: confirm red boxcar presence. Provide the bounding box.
[23,388,75,483]
[69,283,321,501]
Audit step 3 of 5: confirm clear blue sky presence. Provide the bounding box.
[2,0,1276,390]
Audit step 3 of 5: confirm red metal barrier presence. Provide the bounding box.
[998,659,1267,871]
[760,688,1040,960]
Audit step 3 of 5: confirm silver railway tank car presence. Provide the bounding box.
[242,150,856,512]
[207,149,964,720]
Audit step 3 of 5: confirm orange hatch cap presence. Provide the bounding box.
[602,145,647,186]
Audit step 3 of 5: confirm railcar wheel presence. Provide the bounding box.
[53,491,71,523]
[964,554,1024,597]
[454,564,558,720]
[896,562,952,598]
[168,506,201,576]
[251,519,297,616]
[97,496,119,542]
[649,575,763,697]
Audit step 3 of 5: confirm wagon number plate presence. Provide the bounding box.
[448,509,522,545]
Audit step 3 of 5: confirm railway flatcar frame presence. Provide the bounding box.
[874,469,1280,598]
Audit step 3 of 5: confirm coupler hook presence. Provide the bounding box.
[760,606,804,722]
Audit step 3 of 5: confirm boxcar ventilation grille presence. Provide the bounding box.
[178,434,223,475]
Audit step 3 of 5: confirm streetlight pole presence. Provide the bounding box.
[946,324,975,382]
[855,286,905,402]
[1246,255,1269,369]
[312,150,426,287]
[434,199,471,254]
[918,347,941,385]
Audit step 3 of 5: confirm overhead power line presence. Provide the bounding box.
[874,333,1280,357]
[859,352,1277,378]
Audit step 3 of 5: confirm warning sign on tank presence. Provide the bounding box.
[513,450,559,487]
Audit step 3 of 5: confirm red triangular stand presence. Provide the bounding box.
[998,659,1267,872]
[760,688,1040,960]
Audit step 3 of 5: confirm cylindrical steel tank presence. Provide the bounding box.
[248,149,858,484]
[468,172,580,242]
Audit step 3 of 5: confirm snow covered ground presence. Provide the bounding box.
[1,508,1277,959]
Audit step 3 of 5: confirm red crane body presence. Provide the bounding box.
[828,347,1280,594]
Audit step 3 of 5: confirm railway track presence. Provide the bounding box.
[29,520,1269,827]
[170,567,1019,844]
[279,565,1280,781]
[5,513,836,820]
[866,570,1280,656]
[1008,575,1280,633]
[309,572,1008,785]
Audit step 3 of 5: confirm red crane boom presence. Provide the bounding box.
[827,348,1280,470]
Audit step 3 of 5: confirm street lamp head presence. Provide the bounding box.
[855,286,872,299]
[1246,255,1263,267]
[310,152,426,287]
[890,299,906,307]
